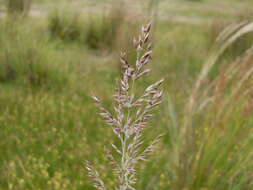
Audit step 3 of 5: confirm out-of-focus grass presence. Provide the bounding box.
[0,18,69,90]
[0,0,252,22]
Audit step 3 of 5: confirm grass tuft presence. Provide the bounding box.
[0,19,68,89]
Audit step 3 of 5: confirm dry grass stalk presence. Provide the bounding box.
[185,21,253,128]
[168,21,253,189]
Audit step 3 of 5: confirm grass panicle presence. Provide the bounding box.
[86,23,164,190]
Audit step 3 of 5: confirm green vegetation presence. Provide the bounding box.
[0,19,67,89]
[6,0,31,16]
[0,0,253,190]
[48,4,129,51]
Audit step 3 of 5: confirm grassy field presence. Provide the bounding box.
[0,0,253,190]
